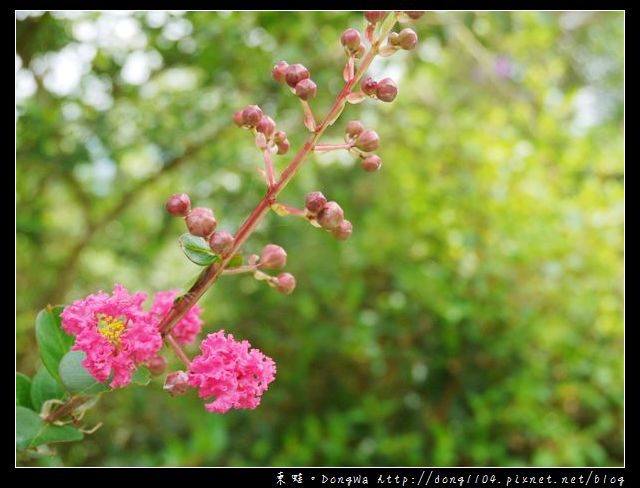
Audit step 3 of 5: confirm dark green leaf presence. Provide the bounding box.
[59,351,110,395]
[16,372,33,409]
[29,424,84,448]
[131,367,151,386]
[179,233,219,266]
[35,305,73,385]
[30,367,66,412]
[16,406,44,450]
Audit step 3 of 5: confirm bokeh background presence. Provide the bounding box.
[16,11,624,466]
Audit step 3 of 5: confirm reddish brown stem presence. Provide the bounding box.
[166,334,191,367]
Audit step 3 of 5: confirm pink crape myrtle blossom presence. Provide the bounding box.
[149,289,203,345]
[61,284,163,388]
[188,330,276,414]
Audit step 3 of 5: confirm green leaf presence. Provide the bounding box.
[227,254,244,268]
[179,233,219,266]
[35,305,73,385]
[59,351,110,395]
[29,424,84,448]
[131,367,151,386]
[16,406,44,450]
[16,373,33,409]
[30,368,66,412]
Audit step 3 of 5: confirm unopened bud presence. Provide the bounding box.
[285,63,310,89]
[317,201,344,230]
[272,60,289,83]
[276,138,290,155]
[345,120,365,140]
[185,207,217,237]
[209,230,234,255]
[260,244,287,269]
[164,371,190,397]
[147,355,168,375]
[274,130,287,144]
[375,78,398,102]
[166,193,191,217]
[304,191,327,215]
[257,115,276,137]
[361,76,378,96]
[295,78,317,101]
[388,32,400,46]
[361,154,382,172]
[331,219,353,240]
[241,105,263,127]
[365,11,386,24]
[355,130,380,152]
[406,11,425,19]
[233,110,244,127]
[275,272,296,295]
[398,28,418,50]
[341,28,361,51]
[354,44,366,59]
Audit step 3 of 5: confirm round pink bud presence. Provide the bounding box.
[260,244,287,269]
[361,76,378,96]
[388,32,400,46]
[164,371,190,397]
[361,154,382,172]
[285,63,310,89]
[398,28,418,50]
[345,120,365,140]
[241,105,263,127]
[331,219,353,240]
[276,138,290,155]
[304,191,327,215]
[233,110,244,127]
[365,11,386,24]
[375,78,398,102]
[317,201,345,230]
[166,193,191,217]
[406,11,425,19]
[341,28,361,51]
[274,130,287,144]
[209,230,234,255]
[147,355,168,375]
[275,272,296,295]
[185,207,217,237]
[295,78,317,101]
[356,130,380,152]
[257,115,276,137]
[272,60,289,83]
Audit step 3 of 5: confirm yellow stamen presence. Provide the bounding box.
[97,314,127,346]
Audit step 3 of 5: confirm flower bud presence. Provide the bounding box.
[295,78,317,101]
[304,191,327,215]
[285,63,310,89]
[361,76,378,96]
[341,28,361,51]
[276,138,290,155]
[274,130,287,144]
[185,207,217,237]
[365,11,386,24]
[345,120,365,140]
[375,78,398,102]
[209,230,234,255]
[361,154,382,172]
[233,110,244,127]
[331,219,353,240]
[388,32,400,46]
[147,355,168,375]
[354,44,366,59]
[317,201,344,230]
[406,11,425,19]
[275,272,296,295]
[355,129,380,152]
[256,115,276,137]
[166,193,191,217]
[272,60,289,83]
[164,371,190,397]
[241,105,263,127]
[260,244,287,269]
[398,28,418,50]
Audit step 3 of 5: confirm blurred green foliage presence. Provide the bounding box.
[16,11,623,466]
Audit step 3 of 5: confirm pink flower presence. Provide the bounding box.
[188,330,276,414]
[61,284,163,388]
[148,289,203,345]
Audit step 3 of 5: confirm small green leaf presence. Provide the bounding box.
[59,351,109,395]
[179,233,219,266]
[131,367,151,386]
[30,368,66,412]
[227,254,244,268]
[16,373,33,409]
[29,424,84,448]
[16,406,44,450]
[35,305,73,385]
